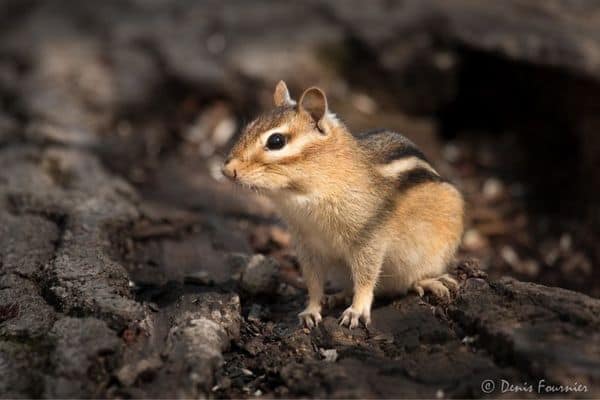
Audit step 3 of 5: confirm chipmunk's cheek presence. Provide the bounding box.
[269,179,290,191]
[233,166,269,189]
[253,176,285,191]
[262,170,291,191]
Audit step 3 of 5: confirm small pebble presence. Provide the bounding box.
[213,117,236,146]
[184,270,213,286]
[319,348,338,362]
[559,233,572,252]
[461,335,478,344]
[500,246,519,267]
[462,228,487,252]
[482,178,504,200]
[351,93,377,115]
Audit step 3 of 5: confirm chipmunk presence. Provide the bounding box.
[222,81,464,329]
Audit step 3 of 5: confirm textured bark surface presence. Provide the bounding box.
[0,1,599,398]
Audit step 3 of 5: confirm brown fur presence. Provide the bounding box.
[223,81,465,329]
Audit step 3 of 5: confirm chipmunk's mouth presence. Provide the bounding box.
[237,178,289,194]
[222,160,291,192]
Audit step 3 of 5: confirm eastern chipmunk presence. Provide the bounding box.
[223,81,464,329]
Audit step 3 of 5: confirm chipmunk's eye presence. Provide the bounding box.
[266,133,286,150]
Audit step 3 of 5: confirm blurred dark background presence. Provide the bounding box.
[1,0,598,297]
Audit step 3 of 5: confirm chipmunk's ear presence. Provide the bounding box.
[298,87,328,131]
[273,80,295,107]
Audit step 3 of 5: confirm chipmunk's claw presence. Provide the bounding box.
[413,276,455,300]
[438,274,459,290]
[298,307,322,329]
[414,285,425,297]
[339,306,370,329]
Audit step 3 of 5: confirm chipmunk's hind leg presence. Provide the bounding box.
[413,274,458,299]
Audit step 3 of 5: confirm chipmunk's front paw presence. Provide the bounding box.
[298,307,322,329]
[339,306,370,329]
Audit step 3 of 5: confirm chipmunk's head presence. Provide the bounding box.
[222,81,343,192]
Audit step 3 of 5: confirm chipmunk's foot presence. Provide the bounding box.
[339,306,370,329]
[413,274,458,299]
[298,306,322,329]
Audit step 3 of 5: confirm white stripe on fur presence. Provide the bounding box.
[376,157,438,178]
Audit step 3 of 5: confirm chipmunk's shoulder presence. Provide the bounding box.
[354,129,428,164]
[355,129,448,192]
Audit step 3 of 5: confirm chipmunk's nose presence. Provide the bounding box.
[222,157,238,180]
